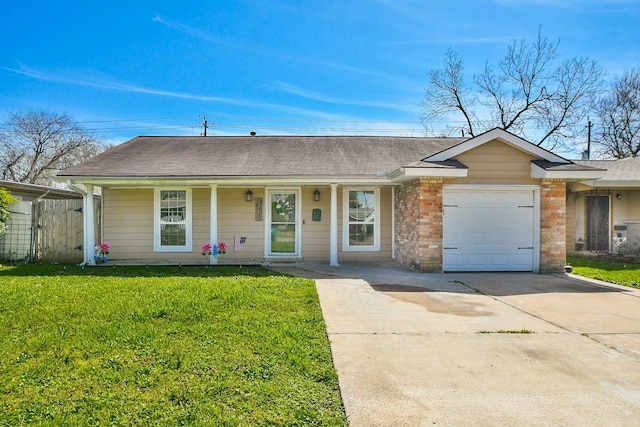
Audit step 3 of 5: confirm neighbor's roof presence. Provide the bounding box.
[58,135,468,178]
[0,179,84,200]
[574,157,640,186]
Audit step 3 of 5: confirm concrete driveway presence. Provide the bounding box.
[275,263,640,426]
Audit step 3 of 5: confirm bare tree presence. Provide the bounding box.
[596,68,640,158]
[421,30,605,150]
[0,110,104,185]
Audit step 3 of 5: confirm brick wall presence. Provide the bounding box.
[540,179,567,272]
[395,178,443,272]
[394,179,420,268]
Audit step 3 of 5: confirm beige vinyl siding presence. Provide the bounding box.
[612,191,627,228]
[566,191,579,253]
[103,188,155,260]
[216,188,265,263]
[299,187,330,261]
[192,188,211,256]
[597,190,640,229]
[103,185,394,264]
[625,190,640,220]
[452,140,538,185]
[103,187,264,264]
[103,188,206,263]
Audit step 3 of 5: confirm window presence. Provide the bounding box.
[154,188,192,252]
[343,188,380,251]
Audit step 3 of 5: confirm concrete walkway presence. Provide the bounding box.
[274,263,640,426]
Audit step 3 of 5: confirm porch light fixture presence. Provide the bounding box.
[245,189,253,202]
[616,193,622,200]
[313,188,320,202]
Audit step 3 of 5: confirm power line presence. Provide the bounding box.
[75,115,198,124]
[0,112,600,138]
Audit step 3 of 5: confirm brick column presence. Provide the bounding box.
[540,180,566,272]
[418,178,443,272]
[394,180,420,268]
[394,178,443,272]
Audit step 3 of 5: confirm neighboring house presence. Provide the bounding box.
[57,128,604,272]
[567,157,640,256]
[0,180,99,262]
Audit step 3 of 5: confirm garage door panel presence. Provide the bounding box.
[444,190,533,208]
[443,189,536,272]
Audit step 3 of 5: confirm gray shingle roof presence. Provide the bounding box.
[58,135,467,178]
[574,158,640,182]
[0,179,83,199]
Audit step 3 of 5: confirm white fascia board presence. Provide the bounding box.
[60,175,394,188]
[427,128,568,163]
[388,167,468,182]
[402,167,468,177]
[531,163,607,180]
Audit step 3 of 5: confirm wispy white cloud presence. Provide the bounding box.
[3,62,422,134]
[271,81,338,104]
[384,35,520,47]
[210,106,424,136]
[438,36,522,45]
[152,14,240,48]
[492,0,640,11]
[271,80,420,114]
[3,62,259,106]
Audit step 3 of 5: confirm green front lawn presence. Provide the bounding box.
[0,264,347,426]
[567,255,640,288]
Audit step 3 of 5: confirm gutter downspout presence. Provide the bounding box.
[67,181,95,266]
[29,190,50,263]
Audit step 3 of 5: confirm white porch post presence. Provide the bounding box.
[85,184,96,266]
[391,186,396,260]
[329,183,339,266]
[209,184,218,265]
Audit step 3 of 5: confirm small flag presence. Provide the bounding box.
[234,236,247,251]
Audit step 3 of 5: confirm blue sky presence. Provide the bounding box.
[1,0,639,154]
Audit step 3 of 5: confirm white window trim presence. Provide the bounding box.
[342,187,380,252]
[154,188,192,252]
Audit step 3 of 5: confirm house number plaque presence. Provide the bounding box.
[255,197,263,221]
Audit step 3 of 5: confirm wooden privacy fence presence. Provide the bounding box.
[1,197,101,263]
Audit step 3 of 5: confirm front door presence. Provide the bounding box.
[268,190,299,256]
[586,195,609,252]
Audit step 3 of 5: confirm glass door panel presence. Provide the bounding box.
[270,192,297,255]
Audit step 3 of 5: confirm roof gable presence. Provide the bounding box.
[424,128,568,163]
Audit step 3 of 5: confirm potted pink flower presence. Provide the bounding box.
[95,241,110,263]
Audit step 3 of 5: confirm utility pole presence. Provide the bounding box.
[586,118,592,159]
[203,115,208,137]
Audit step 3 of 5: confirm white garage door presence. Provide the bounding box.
[443,188,537,272]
